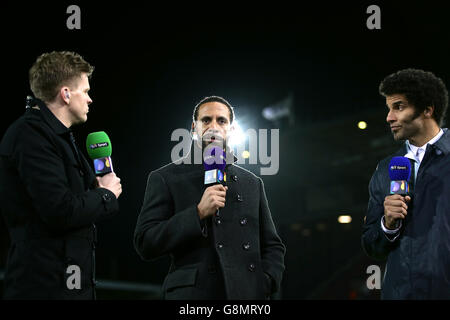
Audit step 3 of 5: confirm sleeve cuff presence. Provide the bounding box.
[94,187,119,214]
[199,217,208,238]
[381,216,402,242]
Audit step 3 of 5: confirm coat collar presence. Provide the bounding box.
[433,128,450,155]
[27,98,71,136]
[395,128,450,156]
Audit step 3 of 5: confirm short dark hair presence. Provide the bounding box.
[379,68,448,126]
[29,51,94,103]
[192,96,235,124]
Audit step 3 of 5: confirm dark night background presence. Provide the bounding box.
[1,1,449,300]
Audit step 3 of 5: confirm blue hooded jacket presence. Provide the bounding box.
[362,128,450,299]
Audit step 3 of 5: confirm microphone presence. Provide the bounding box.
[203,145,227,186]
[388,156,411,195]
[86,131,114,176]
[203,145,227,220]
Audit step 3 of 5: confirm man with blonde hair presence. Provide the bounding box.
[0,51,122,299]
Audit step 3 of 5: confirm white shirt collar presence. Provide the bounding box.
[405,129,444,163]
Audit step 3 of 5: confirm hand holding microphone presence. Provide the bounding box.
[383,156,412,230]
[197,145,228,220]
[197,184,228,220]
[97,173,122,199]
[383,194,411,229]
[86,131,122,199]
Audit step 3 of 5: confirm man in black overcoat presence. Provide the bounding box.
[134,96,285,299]
[0,51,122,299]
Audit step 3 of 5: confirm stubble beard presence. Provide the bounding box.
[391,113,422,142]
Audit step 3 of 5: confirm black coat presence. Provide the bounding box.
[134,144,286,300]
[0,100,119,299]
[362,128,450,299]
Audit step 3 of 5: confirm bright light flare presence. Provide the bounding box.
[228,120,246,147]
[338,215,352,224]
[358,121,367,130]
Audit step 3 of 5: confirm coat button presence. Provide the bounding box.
[217,243,224,249]
[243,242,250,250]
[237,194,243,202]
[232,175,238,182]
[102,193,111,202]
[215,218,222,226]
[248,263,255,272]
[207,266,216,274]
[371,231,378,242]
[240,218,247,226]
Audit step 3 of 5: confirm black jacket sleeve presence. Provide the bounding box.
[11,123,119,232]
[362,164,399,261]
[134,171,205,260]
[258,177,286,294]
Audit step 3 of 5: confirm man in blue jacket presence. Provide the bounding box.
[362,68,450,299]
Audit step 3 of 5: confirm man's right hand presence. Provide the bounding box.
[96,172,122,199]
[197,184,228,220]
[383,194,411,229]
